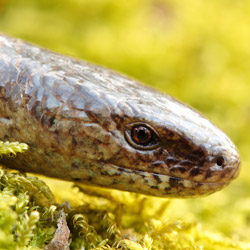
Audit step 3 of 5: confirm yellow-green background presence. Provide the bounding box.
[0,0,250,249]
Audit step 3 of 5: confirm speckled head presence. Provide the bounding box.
[56,68,240,198]
[40,60,240,198]
[104,87,241,197]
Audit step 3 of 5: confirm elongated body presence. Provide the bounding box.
[0,34,240,197]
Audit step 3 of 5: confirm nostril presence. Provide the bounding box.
[216,156,225,167]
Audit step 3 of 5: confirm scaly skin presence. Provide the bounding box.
[0,34,240,197]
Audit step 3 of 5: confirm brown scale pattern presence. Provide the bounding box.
[0,33,240,197]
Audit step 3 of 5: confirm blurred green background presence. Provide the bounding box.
[0,0,250,248]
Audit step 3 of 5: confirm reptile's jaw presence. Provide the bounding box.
[74,163,231,198]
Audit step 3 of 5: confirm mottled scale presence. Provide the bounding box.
[0,33,240,197]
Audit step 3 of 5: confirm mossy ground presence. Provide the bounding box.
[0,1,250,249]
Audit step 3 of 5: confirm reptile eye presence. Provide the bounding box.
[216,156,225,167]
[132,126,151,144]
[125,122,160,150]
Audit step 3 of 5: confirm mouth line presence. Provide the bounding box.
[115,165,228,187]
[87,161,232,197]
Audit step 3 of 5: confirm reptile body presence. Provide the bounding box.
[0,34,240,197]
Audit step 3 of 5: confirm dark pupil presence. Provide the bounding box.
[133,126,151,143]
[216,156,224,166]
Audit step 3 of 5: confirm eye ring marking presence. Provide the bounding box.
[124,122,160,150]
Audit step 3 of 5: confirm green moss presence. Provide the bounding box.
[0,141,29,157]
[0,162,249,249]
[0,0,250,249]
